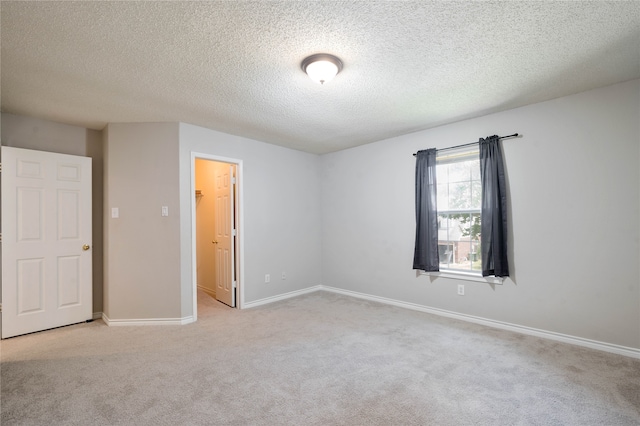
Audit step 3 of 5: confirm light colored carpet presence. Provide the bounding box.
[1,290,639,425]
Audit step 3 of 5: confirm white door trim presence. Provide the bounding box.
[190,152,244,321]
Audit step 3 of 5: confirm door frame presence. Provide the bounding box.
[190,152,244,319]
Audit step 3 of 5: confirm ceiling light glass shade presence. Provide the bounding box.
[301,54,343,85]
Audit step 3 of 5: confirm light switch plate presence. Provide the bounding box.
[161,206,169,217]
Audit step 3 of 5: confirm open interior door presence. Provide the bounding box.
[213,163,235,307]
[1,147,92,338]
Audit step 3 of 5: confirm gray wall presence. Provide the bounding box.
[320,79,640,349]
[179,123,323,314]
[1,113,104,316]
[1,115,323,322]
[103,123,182,320]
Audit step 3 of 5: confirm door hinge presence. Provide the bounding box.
[232,176,236,184]
[232,229,237,237]
[232,281,237,289]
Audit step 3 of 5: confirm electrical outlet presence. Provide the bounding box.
[457,284,465,296]
[265,274,270,283]
[281,272,286,280]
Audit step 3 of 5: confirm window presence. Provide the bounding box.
[436,148,482,273]
[413,135,508,279]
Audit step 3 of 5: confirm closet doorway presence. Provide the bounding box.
[193,155,242,314]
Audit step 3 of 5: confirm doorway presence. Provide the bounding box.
[191,154,243,319]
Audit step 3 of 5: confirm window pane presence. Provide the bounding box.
[437,214,451,267]
[437,214,449,239]
[471,180,481,209]
[470,213,481,271]
[436,163,449,183]
[449,182,471,209]
[454,212,471,239]
[437,183,449,210]
[435,150,482,274]
[470,159,480,180]
[448,161,469,183]
[437,214,446,230]
[455,240,473,271]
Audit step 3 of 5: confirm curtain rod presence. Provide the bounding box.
[412,133,519,156]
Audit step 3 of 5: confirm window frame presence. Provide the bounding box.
[435,147,485,276]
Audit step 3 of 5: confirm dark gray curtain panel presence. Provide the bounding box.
[413,149,439,271]
[479,136,509,277]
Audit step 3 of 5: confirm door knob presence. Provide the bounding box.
[82,244,90,251]
[212,241,218,244]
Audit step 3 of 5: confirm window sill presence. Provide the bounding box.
[419,270,504,285]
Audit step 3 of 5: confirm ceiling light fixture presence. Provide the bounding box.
[301,53,343,85]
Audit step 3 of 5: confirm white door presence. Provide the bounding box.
[214,163,235,307]
[2,147,92,338]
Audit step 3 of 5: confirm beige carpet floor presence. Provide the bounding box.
[1,290,639,425]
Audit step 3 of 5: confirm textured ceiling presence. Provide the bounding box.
[1,1,639,154]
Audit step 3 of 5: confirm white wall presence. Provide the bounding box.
[320,79,640,350]
[1,113,104,316]
[179,123,322,313]
[103,123,182,320]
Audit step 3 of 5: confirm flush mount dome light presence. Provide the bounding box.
[301,53,343,84]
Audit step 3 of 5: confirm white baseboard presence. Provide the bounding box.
[92,312,102,320]
[94,284,639,359]
[243,285,322,309]
[197,285,216,298]
[320,285,640,360]
[102,313,195,326]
